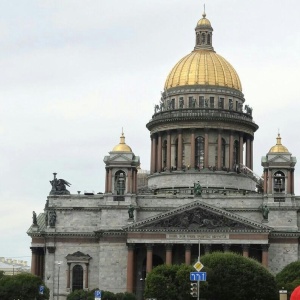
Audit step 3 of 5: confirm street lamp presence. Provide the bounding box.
[55,261,62,300]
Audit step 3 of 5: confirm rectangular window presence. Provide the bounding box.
[189,96,194,108]
[171,98,175,109]
[199,96,204,107]
[218,97,224,109]
[210,97,214,108]
[179,97,184,108]
[236,101,238,111]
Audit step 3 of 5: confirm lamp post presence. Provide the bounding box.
[56,261,62,300]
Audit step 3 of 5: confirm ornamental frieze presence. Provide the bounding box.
[144,207,255,231]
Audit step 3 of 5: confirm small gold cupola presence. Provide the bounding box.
[194,9,214,51]
[269,134,289,153]
[112,130,132,152]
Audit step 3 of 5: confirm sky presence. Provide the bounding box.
[1,0,300,266]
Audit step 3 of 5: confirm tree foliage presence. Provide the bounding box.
[275,261,300,297]
[201,252,277,300]
[0,273,49,300]
[144,264,199,300]
[66,289,136,300]
[144,253,278,300]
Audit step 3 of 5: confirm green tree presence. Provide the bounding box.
[66,289,94,300]
[0,273,49,300]
[275,261,300,297]
[201,252,277,300]
[144,264,198,300]
[67,290,136,300]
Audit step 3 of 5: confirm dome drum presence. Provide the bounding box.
[148,171,257,192]
[147,108,258,133]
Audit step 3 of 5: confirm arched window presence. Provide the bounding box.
[195,136,205,169]
[207,34,211,45]
[72,265,83,291]
[274,171,285,192]
[233,140,239,168]
[115,170,126,195]
[201,33,206,44]
[162,140,167,170]
[196,34,200,45]
[221,138,226,167]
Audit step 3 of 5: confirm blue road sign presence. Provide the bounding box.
[95,290,102,297]
[39,285,44,294]
[190,271,207,281]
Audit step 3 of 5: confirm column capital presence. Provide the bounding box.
[127,243,135,251]
[165,243,173,250]
[47,246,56,254]
[204,244,211,254]
[146,244,154,251]
[30,247,40,254]
[261,244,270,251]
[184,244,192,250]
[222,244,231,252]
[242,244,250,251]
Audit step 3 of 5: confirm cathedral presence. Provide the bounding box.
[27,11,299,300]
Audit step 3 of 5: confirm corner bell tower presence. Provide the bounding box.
[261,134,296,200]
[104,131,140,200]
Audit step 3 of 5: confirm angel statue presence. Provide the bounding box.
[49,172,71,195]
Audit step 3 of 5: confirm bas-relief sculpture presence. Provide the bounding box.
[148,207,255,230]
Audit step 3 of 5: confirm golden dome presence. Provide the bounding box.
[164,50,242,91]
[269,134,289,153]
[197,12,211,26]
[112,131,132,152]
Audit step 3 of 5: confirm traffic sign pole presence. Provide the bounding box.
[198,240,200,300]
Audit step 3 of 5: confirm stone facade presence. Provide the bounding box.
[27,10,300,300]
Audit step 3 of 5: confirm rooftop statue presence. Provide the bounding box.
[32,211,37,225]
[49,172,71,195]
[128,205,135,219]
[260,204,270,221]
[194,181,202,196]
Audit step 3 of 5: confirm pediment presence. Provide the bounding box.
[107,153,133,163]
[66,251,91,262]
[268,155,291,163]
[124,201,271,233]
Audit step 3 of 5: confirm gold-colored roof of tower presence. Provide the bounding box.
[112,131,132,152]
[269,134,289,153]
[164,12,242,91]
[197,12,211,26]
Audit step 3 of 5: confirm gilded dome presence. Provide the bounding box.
[269,134,289,153]
[164,12,242,92]
[164,50,242,91]
[112,132,132,152]
[197,13,211,26]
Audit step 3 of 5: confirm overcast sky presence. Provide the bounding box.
[1,0,300,266]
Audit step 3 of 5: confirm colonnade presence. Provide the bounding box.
[126,242,269,293]
[105,167,138,194]
[30,247,45,278]
[150,129,253,174]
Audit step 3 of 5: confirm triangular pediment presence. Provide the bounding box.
[105,153,133,163]
[124,201,271,233]
[268,155,291,163]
